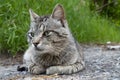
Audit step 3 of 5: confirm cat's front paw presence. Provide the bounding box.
[46,66,60,75]
[28,64,45,74]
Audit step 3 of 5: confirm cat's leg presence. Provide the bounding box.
[18,46,33,72]
[28,63,46,74]
[17,56,29,72]
[46,61,85,75]
[17,62,46,74]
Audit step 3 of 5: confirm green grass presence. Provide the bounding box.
[0,0,120,55]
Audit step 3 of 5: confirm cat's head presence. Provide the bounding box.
[27,4,70,55]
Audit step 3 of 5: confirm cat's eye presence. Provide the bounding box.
[43,31,52,37]
[28,32,34,38]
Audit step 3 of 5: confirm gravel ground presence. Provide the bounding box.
[0,45,120,80]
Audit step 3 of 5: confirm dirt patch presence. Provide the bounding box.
[0,45,120,80]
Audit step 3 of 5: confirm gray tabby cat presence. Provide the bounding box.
[23,4,85,75]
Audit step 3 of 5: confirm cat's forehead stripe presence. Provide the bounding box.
[38,15,50,22]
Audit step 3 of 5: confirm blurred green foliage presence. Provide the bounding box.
[0,0,120,55]
[90,0,120,26]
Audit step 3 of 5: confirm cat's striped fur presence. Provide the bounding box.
[20,4,85,74]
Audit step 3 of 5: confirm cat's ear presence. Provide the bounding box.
[29,9,39,21]
[51,4,65,20]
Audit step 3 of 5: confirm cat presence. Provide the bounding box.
[18,4,85,75]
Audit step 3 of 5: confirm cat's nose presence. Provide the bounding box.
[33,42,39,47]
